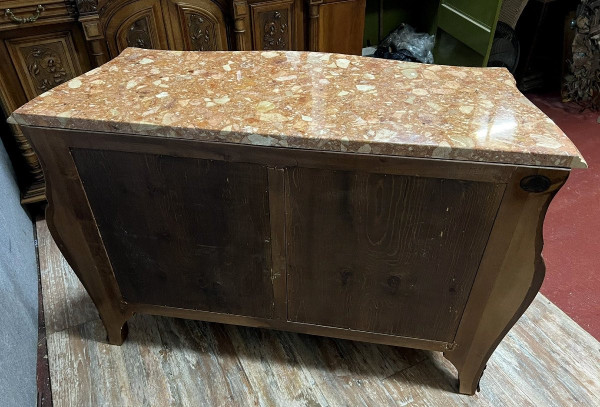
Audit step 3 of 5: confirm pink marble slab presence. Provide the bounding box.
[11,48,586,168]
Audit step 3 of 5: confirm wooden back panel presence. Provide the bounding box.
[285,167,505,342]
[72,148,275,318]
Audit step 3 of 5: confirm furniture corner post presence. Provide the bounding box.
[308,0,323,51]
[443,169,569,395]
[22,126,130,345]
[233,0,251,51]
[76,0,109,67]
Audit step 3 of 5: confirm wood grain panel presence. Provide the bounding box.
[286,167,504,342]
[312,0,366,55]
[71,148,275,318]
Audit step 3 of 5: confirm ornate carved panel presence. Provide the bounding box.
[185,12,218,51]
[164,0,229,51]
[233,0,251,50]
[76,0,98,15]
[250,1,294,51]
[103,0,168,57]
[260,10,288,50]
[6,32,83,99]
[126,16,153,49]
[114,10,162,53]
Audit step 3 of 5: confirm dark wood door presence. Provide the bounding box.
[285,167,504,342]
[71,149,275,319]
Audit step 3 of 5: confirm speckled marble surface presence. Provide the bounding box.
[11,48,586,168]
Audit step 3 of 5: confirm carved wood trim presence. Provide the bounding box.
[103,0,168,57]
[261,9,288,50]
[233,0,250,50]
[308,0,323,51]
[125,15,153,48]
[79,14,109,67]
[6,32,83,100]
[113,8,160,53]
[76,0,98,15]
[13,127,45,183]
[185,12,217,50]
[250,0,294,51]
[178,6,225,51]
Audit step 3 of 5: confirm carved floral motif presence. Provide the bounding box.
[262,10,288,50]
[186,13,217,51]
[76,0,98,14]
[126,17,153,49]
[24,45,70,93]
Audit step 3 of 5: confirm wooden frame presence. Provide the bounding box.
[22,125,569,395]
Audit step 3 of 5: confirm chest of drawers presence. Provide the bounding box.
[12,48,585,394]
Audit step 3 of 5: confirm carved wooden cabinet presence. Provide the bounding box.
[0,1,91,202]
[1,0,365,204]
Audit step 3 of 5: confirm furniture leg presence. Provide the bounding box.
[444,170,567,395]
[23,128,130,345]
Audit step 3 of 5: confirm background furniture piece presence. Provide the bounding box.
[514,0,578,92]
[0,0,365,204]
[12,48,585,394]
[363,0,504,67]
[0,0,90,203]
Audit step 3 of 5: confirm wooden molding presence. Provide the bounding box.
[233,0,250,50]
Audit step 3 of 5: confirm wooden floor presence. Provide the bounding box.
[37,220,600,406]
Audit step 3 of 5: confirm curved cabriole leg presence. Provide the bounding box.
[444,169,569,395]
[23,128,130,346]
[104,319,129,346]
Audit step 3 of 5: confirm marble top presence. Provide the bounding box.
[11,48,586,169]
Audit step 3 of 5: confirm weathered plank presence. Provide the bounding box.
[37,220,98,334]
[38,219,600,406]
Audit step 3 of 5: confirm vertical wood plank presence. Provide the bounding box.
[267,167,288,321]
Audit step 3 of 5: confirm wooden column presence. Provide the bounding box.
[233,0,252,50]
[308,0,323,51]
[2,87,45,203]
[76,0,109,67]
